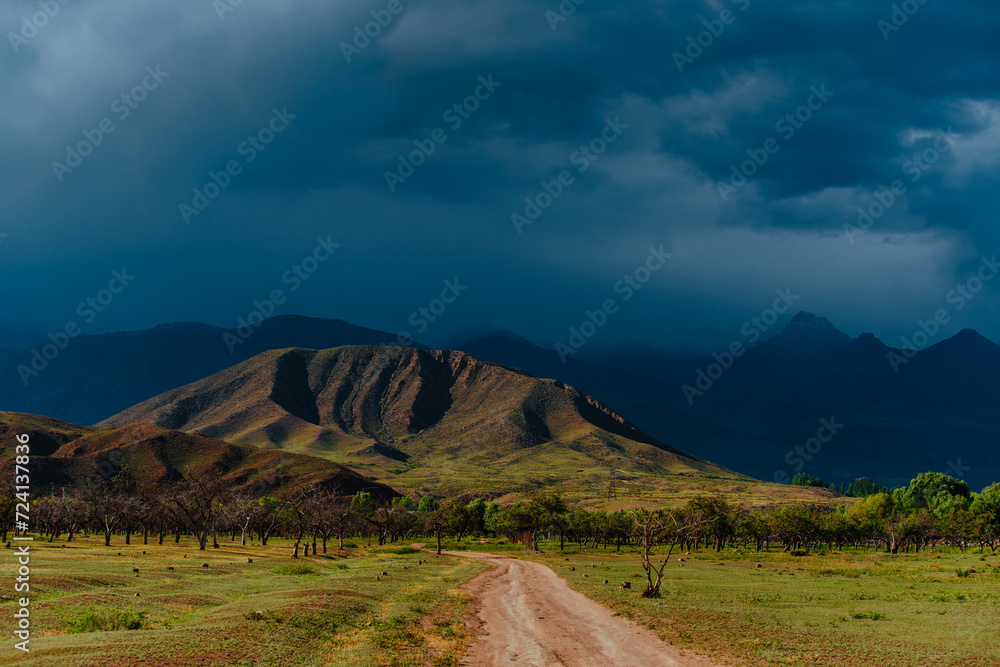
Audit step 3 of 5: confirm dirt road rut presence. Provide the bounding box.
[450,552,719,667]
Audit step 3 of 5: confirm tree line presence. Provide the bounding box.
[4,467,999,596]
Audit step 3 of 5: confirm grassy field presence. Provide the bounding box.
[0,536,487,666]
[3,533,997,666]
[517,540,1000,666]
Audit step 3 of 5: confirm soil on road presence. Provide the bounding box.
[449,551,720,667]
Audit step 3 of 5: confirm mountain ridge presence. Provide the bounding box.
[101,345,737,496]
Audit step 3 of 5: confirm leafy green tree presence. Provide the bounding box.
[850,492,905,552]
[791,474,826,488]
[418,495,439,513]
[851,477,880,497]
[391,496,415,510]
[902,472,971,517]
[494,502,535,547]
[527,493,568,550]
[686,496,734,552]
[483,502,503,535]
[444,500,472,542]
[466,498,487,535]
[970,484,1000,551]
[420,499,450,555]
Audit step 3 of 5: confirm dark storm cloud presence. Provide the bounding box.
[1,0,999,353]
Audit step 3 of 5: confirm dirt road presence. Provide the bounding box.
[449,552,719,667]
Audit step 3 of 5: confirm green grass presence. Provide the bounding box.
[270,563,318,575]
[0,535,487,666]
[7,532,997,666]
[63,607,149,633]
[521,541,1000,666]
[376,547,421,555]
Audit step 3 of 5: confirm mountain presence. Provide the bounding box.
[0,412,396,499]
[101,346,737,496]
[1,315,420,426]
[0,412,98,458]
[0,321,44,351]
[754,311,852,359]
[9,311,998,492]
[456,315,1000,491]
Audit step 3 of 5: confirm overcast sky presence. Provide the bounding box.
[2,0,999,353]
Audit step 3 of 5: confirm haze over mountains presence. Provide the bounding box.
[3,312,998,491]
[1,316,417,426]
[458,313,1000,491]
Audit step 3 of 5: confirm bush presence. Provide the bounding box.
[790,549,808,557]
[272,563,317,576]
[65,607,148,633]
[956,568,972,578]
[379,546,420,555]
[850,610,887,621]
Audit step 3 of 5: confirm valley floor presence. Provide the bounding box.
[1,536,998,666]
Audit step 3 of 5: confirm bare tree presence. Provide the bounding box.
[284,486,314,558]
[170,466,229,550]
[632,507,706,598]
[309,489,352,553]
[223,496,261,546]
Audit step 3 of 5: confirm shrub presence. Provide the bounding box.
[957,568,971,578]
[850,610,887,621]
[65,607,148,633]
[272,563,317,576]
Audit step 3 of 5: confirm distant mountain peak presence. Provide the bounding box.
[787,311,835,328]
[762,311,851,358]
[854,331,885,346]
[950,328,995,345]
[478,329,536,346]
[928,327,1000,353]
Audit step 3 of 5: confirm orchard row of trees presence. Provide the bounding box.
[790,474,891,497]
[5,466,1000,596]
